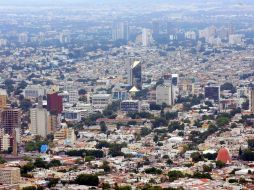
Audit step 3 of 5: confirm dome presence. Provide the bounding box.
[216,147,231,164]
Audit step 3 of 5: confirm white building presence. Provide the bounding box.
[229,34,244,45]
[30,107,49,138]
[156,85,172,106]
[24,85,46,99]
[142,28,153,47]
[64,82,79,105]
[91,94,112,110]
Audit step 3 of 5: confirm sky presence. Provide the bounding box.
[0,0,253,6]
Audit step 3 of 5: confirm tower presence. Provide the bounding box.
[0,89,7,109]
[128,60,142,90]
[249,88,254,112]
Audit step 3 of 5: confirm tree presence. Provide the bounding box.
[0,156,6,164]
[20,99,32,112]
[167,170,184,182]
[115,186,132,190]
[100,121,108,134]
[34,157,48,169]
[101,161,111,173]
[192,171,212,179]
[75,174,99,186]
[190,152,203,163]
[48,159,62,168]
[215,160,226,168]
[241,149,254,161]
[78,89,87,95]
[220,82,236,94]
[203,164,213,172]
[140,127,151,137]
[22,187,37,190]
[166,159,173,166]
[144,167,162,175]
[20,162,35,176]
[248,139,254,149]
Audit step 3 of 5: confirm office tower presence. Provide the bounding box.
[128,60,142,90]
[0,89,7,109]
[18,33,28,43]
[0,108,21,137]
[142,28,152,47]
[156,85,172,106]
[204,86,220,102]
[152,21,160,39]
[0,167,20,185]
[171,74,179,86]
[64,82,79,104]
[30,103,49,138]
[47,92,63,114]
[48,114,60,133]
[249,89,254,112]
[112,21,129,41]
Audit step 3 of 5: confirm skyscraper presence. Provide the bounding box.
[128,60,142,90]
[47,92,63,114]
[0,108,21,137]
[204,86,220,102]
[249,89,254,112]
[156,85,172,106]
[142,28,152,47]
[152,21,160,39]
[30,102,49,138]
[0,89,7,109]
[112,21,129,41]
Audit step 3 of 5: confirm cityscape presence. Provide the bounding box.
[0,0,254,189]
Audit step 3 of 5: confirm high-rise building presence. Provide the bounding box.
[204,86,220,102]
[156,85,173,106]
[249,89,254,112]
[47,92,63,114]
[30,106,49,138]
[152,21,160,39]
[64,82,79,104]
[112,21,129,41]
[18,33,28,43]
[171,74,179,86]
[0,89,7,109]
[0,108,21,137]
[128,60,142,90]
[142,28,152,47]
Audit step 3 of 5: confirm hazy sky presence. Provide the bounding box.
[0,0,253,6]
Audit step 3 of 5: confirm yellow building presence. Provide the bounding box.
[0,89,7,109]
[0,167,20,185]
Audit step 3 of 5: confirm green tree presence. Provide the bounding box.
[140,127,151,137]
[215,160,226,168]
[167,170,184,182]
[0,156,6,164]
[34,157,48,169]
[144,167,162,175]
[100,121,108,134]
[166,159,173,166]
[75,174,99,186]
[191,152,203,163]
[20,99,32,112]
[48,159,62,168]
